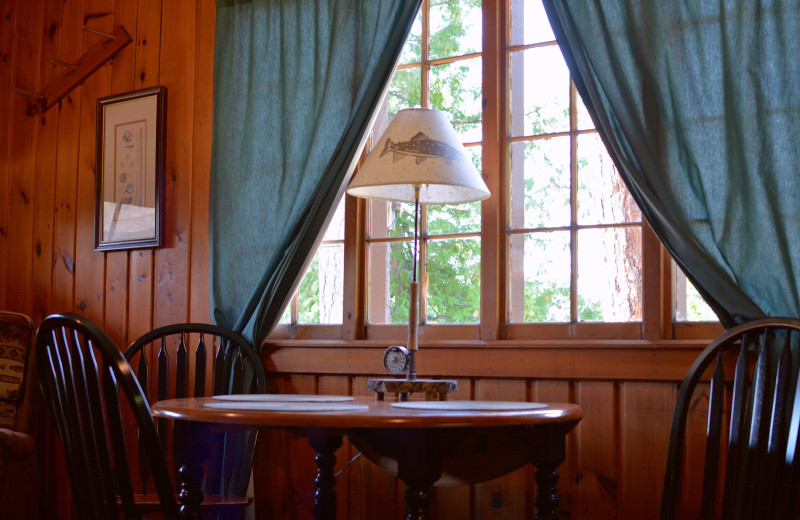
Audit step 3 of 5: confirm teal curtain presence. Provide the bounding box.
[210,0,421,345]
[543,1,800,327]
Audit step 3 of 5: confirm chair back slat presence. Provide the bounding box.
[157,337,169,401]
[700,352,724,518]
[126,323,266,503]
[662,318,800,519]
[36,314,179,520]
[193,332,207,398]
[176,332,188,398]
[213,339,225,395]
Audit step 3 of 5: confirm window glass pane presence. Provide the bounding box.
[429,200,481,234]
[508,231,571,322]
[426,237,481,323]
[430,0,482,60]
[508,138,570,230]
[368,240,413,324]
[576,92,594,131]
[675,265,718,321]
[297,245,345,324]
[577,133,641,225]
[399,10,423,65]
[389,67,422,116]
[577,227,642,322]
[430,57,482,142]
[508,46,570,137]
[509,0,555,46]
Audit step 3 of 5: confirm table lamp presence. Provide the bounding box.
[347,108,490,400]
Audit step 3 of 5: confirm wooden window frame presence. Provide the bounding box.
[269,0,722,346]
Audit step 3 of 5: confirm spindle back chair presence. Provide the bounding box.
[36,313,180,520]
[126,323,266,517]
[661,317,800,519]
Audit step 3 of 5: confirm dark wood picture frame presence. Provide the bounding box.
[94,85,166,251]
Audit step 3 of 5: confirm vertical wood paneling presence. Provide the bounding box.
[620,382,675,519]
[574,381,618,520]
[189,0,213,322]
[30,0,62,324]
[154,0,193,326]
[0,0,15,306]
[6,0,41,316]
[51,0,85,316]
[72,0,113,325]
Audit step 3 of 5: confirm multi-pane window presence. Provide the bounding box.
[367,1,483,326]
[280,0,717,332]
[506,1,643,323]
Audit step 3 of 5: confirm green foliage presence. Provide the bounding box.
[298,256,320,323]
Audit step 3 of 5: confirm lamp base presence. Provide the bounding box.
[368,378,457,402]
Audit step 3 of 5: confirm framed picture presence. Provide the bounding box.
[94,86,166,251]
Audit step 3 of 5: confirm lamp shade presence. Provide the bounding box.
[347,108,490,204]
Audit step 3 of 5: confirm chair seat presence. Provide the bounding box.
[0,428,35,462]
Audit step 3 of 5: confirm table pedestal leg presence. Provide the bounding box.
[403,485,435,520]
[533,464,560,520]
[177,463,205,520]
[526,424,571,520]
[173,419,215,520]
[309,434,343,520]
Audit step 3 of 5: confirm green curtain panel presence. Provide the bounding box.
[543,1,800,327]
[210,0,421,344]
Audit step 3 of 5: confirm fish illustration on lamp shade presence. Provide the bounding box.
[380,131,464,165]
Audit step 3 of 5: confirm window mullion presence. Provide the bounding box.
[480,0,504,340]
[569,82,579,323]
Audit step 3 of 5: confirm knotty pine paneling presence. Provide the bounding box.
[0,0,214,517]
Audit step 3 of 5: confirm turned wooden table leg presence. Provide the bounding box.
[526,423,572,520]
[177,463,205,519]
[533,463,560,520]
[172,419,216,520]
[309,434,344,520]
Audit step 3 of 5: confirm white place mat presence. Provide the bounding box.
[204,401,369,412]
[390,400,548,411]
[212,394,355,402]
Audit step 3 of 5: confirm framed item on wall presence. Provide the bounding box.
[94,85,166,251]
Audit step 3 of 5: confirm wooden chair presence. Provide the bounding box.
[35,313,180,519]
[125,323,266,519]
[661,317,800,519]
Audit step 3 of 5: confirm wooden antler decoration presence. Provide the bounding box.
[12,25,132,114]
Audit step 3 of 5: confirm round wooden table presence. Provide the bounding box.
[152,396,583,520]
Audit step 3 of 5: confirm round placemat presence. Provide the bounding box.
[205,401,368,412]
[212,394,354,402]
[390,400,547,411]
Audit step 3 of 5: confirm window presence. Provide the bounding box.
[278,0,718,339]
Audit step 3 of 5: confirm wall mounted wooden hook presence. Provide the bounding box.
[14,25,132,114]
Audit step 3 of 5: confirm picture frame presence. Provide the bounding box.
[94,85,166,251]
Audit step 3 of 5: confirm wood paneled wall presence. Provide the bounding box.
[0,0,214,517]
[0,0,213,342]
[0,1,713,519]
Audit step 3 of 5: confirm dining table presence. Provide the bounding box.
[151,395,583,520]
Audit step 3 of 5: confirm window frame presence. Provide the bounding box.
[269,0,722,345]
